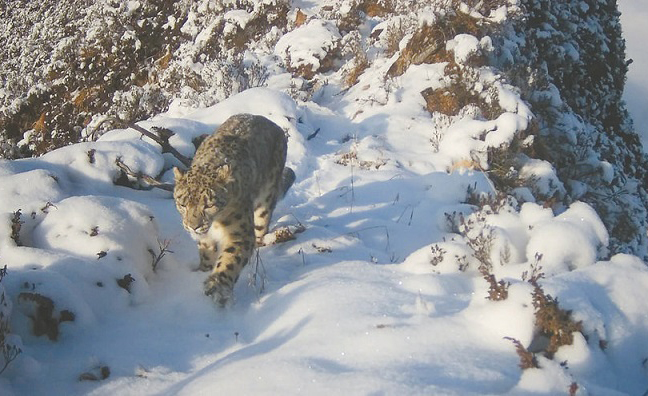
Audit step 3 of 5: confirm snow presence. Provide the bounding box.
[275,19,341,72]
[526,202,608,275]
[446,34,482,65]
[0,2,647,396]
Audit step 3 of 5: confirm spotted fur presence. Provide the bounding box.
[174,114,294,305]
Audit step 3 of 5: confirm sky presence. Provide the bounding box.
[619,0,648,149]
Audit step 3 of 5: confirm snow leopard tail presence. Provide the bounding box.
[280,167,296,199]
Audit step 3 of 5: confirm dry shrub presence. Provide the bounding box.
[223,2,289,50]
[429,244,446,266]
[421,62,503,119]
[72,86,103,111]
[357,0,395,17]
[482,269,509,301]
[469,227,509,301]
[531,281,583,358]
[505,337,539,369]
[387,23,446,77]
[17,292,75,341]
[10,210,23,246]
[343,32,370,87]
[295,9,308,27]
[382,18,412,57]
[335,0,397,33]
[345,56,370,87]
[387,11,486,77]
[524,262,583,359]
[421,85,464,117]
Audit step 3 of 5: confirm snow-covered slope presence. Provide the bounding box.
[0,1,647,395]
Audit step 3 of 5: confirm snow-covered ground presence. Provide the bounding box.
[619,0,648,149]
[0,2,647,396]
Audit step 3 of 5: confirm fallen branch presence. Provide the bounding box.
[128,123,192,168]
[115,157,174,191]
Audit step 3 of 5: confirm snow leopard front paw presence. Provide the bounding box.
[204,276,233,307]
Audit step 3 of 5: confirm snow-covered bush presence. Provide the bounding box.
[275,19,342,79]
[497,0,648,258]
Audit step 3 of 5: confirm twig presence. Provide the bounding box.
[396,204,414,225]
[249,249,266,297]
[128,123,192,168]
[0,343,21,376]
[307,128,321,140]
[149,239,173,272]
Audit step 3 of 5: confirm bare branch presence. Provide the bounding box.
[128,123,192,168]
[149,239,173,272]
[115,158,174,191]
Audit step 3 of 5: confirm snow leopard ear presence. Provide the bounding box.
[173,167,185,181]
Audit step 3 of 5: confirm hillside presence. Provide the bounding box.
[1,1,647,395]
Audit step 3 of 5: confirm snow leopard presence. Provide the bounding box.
[173,113,295,305]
